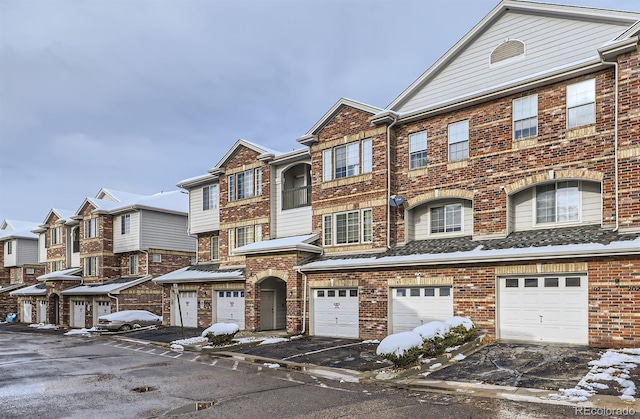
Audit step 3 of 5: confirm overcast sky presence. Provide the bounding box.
[1,0,639,223]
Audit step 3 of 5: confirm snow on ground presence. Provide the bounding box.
[362,339,380,344]
[451,353,466,361]
[263,362,280,369]
[551,348,640,402]
[171,336,209,346]
[259,337,289,345]
[64,327,98,336]
[29,323,59,329]
[170,343,184,351]
[376,331,423,357]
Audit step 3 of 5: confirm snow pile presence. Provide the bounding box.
[376,331,423,357]
[171,336,209,345]
[29,323,59,329]
[445,316,474,331]
[201,323,240,337]
[362,339,380,344]
[64,327,98,336]
[170,343,184,351]
[413,321,449,339]
[259,337,289,345]
[263,362,280,369]
[551,348,640,402]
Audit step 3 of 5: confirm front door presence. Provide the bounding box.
[260,290,275,330]
[50,294,60,325]
[72,301,86,328]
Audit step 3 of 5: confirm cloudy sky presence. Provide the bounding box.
[1,0,639,223]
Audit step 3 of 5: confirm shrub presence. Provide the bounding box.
[379,345,424,367]
[206,331,237,345]
[201,323,240,345]
[376,331,424,367]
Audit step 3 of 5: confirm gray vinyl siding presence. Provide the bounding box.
[139,210,196,252]
[16,239,38,266]
[511,181,601,231]
[189,184,219,234]
[113,212,140,253]
[409,199,473,241]
[398,12,630,113]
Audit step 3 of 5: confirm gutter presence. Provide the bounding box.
[386,113,399,249]
[298,245,640,272]
[107,292,119,312]
[296,267,308,335]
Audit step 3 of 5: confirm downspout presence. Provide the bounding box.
[107,292,119,312]
[296,267,307,335]
[599,55,619,231]
[141,250,149,275]
[386,114,399,249]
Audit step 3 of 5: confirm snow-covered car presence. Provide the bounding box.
[97,310,162,332]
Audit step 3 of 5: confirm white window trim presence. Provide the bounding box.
[567,79,596,129]
[322,209,372,246]
[428,203,464,237]
[6,240,13,255]
[211,236,220,261]
[448,120,469,162]
[228,168,262,201]
[513,94,538,140]
[129,255,139,275]
[203,185,218,211]
[121,214,131,235]
[409,131,428,169]
[322,139,372,182]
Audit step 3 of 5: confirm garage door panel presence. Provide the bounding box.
[499,276,587,345]
[216,290,245,329]
[391,287,453,334]
[312,289,358,338]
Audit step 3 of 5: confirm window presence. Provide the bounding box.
[566,277,581,287]
[202,185,218,211]
[84,218,97,238]
[129,255,139,275]
[323,209,373,246]
[396,289,406,297]
[51,260,61,272]
[84,257,98,276]
[6,240,12,255]
[425,288,435,296]
[505,278,519,288]
[236,226,254,248]
[228,168,262,201]
[430,204,462,234]
[513,94,538,139]
[121,214,131,235]
[410,288,420,297]
[362,139,373,173]
[524,278,538,287]
[491,39,525,64]
[440,287,451,297]
[544,277,559,287]
[322,139,372,181]
[536,181,579,224]
[229,224,261,251]
[567,79,595,128]
[409,131,428,169]
[51,227,62,245]
[448,120,469,161]
[26,267,35,275]
[152,253,162,263]
[211,236,219,261]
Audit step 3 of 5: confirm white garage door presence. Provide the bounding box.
[22,300,33,324]
[173,291,198,327]
[72,300,86,328]
[37,299,47,323]
[499,276,588,345]
[391,286,454,334]
[312,288,359,338]
[94,301,111,326]
[216,290,245,329]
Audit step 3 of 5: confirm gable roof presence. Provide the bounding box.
[37,267,83,281]
[61,275,152,295]
[74,189,189,217]
[232,234,321,256]
[0,219,40,240]
[209,139,282,174]
[10,282,47,296]
[153,263,245,284]
[40,208,75,227]
[385,0,640,120]
[297,98,382,145]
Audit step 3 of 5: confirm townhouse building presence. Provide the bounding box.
[11,188,196,328]
[157,0,640,348]
[0,220,45,320]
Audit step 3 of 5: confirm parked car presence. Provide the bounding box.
[97,310,162,332]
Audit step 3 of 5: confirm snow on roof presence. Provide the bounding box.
[153,265,244,284]
[300,235,640,271]
[50,208,75,222]
[82,190,188,215]
[1,220,40,232]
[61,276,151,295]
[10,283,47,296]
[233,234,321,256]
[37,267,83,281]
[0,283,27,294]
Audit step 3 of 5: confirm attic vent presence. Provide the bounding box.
[491,40,525,64]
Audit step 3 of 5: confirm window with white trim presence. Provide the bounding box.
[513,94,538,139]
[448,120,469,161]
[211,236,219,261]
[84,257,98,276]
[228,224,262,253]
[322,209,373,246]
[121,214,130,235]
[6,240,13,255]
[567,79,595,129]
[129,255,139,275]
[228,168,262,201]
[51,227,62,245]
[51,260,62,272]
[430,204,462,234]
[84,218,98,238]
[152,253,162,263]
[322,139,372,181]
[536,181,579,224]
[203,185,218,211]
[409,131,428,169]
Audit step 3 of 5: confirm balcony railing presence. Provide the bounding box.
[282,185,311,210]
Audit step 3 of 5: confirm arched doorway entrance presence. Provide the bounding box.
[258,277,286,331]
[49,293,60,325]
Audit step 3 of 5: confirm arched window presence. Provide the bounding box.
[490,39,525,64]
